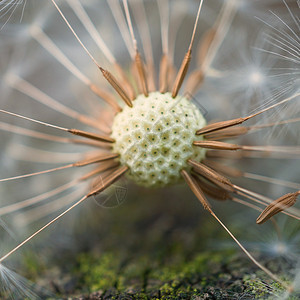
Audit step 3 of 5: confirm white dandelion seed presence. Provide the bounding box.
[0,0,299,298]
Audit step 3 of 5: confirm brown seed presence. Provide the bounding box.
[193,140,241,150]
[68,128,115,143]
[196,117,246,135]
[188,159,234,192]
[88,165,128,197]
[73,153,119,167]
[90,166,119,190]
[100,67,133,107]
[135,51,149,97]
[79,161,120,181]
[114,62,136,100]
[181,169,212,212]
[172,49,192,98]
[193,175,230,201]
[256,191,300,224]
[204,126,249,140]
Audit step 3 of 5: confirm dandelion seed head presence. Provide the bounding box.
[111,92,206,187]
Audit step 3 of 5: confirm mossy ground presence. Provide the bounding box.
[73,251,289,299]
[19,184,298,299]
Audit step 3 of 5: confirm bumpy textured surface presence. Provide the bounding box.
[111,92,206,187]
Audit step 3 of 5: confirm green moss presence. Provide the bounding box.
[76,253,120,292]
[74,249,246,297]
[21,252,45,280]
[243,274,291,299]
[70,247,299,299]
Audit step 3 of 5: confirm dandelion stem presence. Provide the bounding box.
[243,173,299,190]
[66,0,136,99]
[0,195,88,264]
[67,0,116,64]
[210,211,292,291]
[0,109,116,145]
[194,140,300,155]
[0,154,118,182]
[249,118,300,131]
[50,0,130,110]
[15,189,85,226]
[0,122,113,149]
[0,161,119,217]
[50,0,100,68]
[0,109,68,131]
[9,144,82,164]
[107,0,135,58]
[182,170,292,291]
[171,0,204,98]
[0,121,69,143]
[157,0,169,55]
[197,93,299,135]
[122,0,137,52]
[200,0,238,74]
[231,197,263,212]
[203,160,299,190]
[30,26,120,111]
[0,164,73,183]
[30,25,90,85]
[185,0,238,95]
[6,74,108,132]
[0,166,127,264]
[0,180,79,216]
[123,0,149,96]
